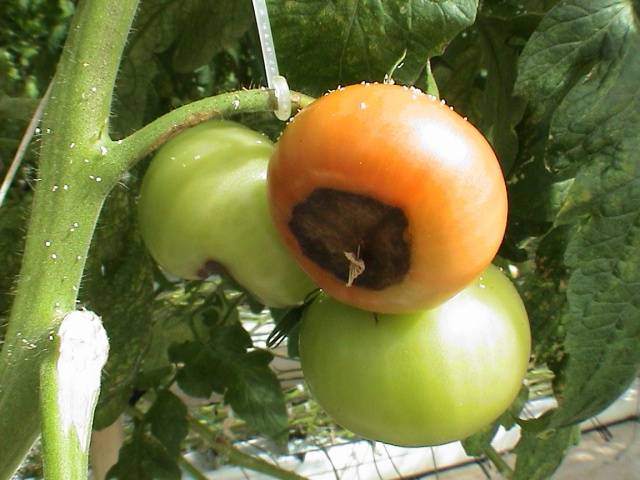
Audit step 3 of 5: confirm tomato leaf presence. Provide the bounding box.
[481,0,561,19]
[519,226,573,371]
[515,0,640,426]
[169,341,225,398]
[147,391,189,457]
[221,349,289,446]
[113,0,253,135]
[268,0,478,95]
[84,187,156,430]
[107,421,181,480]
[169,299,288,443]
[170,0,253,73]
[434,13,529,173]
[513,424,580,480]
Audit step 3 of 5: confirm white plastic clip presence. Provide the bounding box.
[252,0,291,121]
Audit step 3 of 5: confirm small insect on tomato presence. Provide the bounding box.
[268,83,508,313]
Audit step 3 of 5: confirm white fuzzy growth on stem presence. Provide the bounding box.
[56,311,109,452]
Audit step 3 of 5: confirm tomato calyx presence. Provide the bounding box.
[267,288,321,350]
[288,187,411,290]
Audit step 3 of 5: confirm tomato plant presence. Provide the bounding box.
[268,83,507,314]
[1,1,638,478]
[138,120,315,307]
[299,265,531,447]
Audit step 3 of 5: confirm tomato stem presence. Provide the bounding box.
[0,0,140,475]
[177,456,210,480]
[40,311,109,480]
[0,1,315,476]
[483,445,515,479]
[112,89,315,176]
[186,414,307,480]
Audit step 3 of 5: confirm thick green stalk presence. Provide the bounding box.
[0,1,312,477]
[0,0,139,476]
[40,311,109,480]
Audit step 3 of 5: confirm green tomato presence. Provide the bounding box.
[138,120,315,307]
[299,265,531,447]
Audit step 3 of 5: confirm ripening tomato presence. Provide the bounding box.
[137,120,316,307]
[268,83,507,313]
[299,265,531,447]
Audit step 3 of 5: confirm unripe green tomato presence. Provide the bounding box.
[299,265,531,447]
[138,120,316,307]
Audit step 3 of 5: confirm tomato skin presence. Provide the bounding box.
[268,83,507,314]
[299,265,530,447]
[138,120,315,307]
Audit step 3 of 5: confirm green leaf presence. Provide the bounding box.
[170,340,225,398]
[509,158,574,224]
[519,226,573,370]
[84,187,156,429]
[268,0,478,95]
[513,424,580,480]
[169,302,288,441]
[134,297,196,390]
[114,0,253,135]
[482,0,561,19]
[473,17,526,173]
[147,391,189,457]
[434,14,528,173]
[516,0,640,426]
[171,0,253,73]
[515,0,638,132]
[222,349,288,444]
[107,423,180,480]
[423,60,439,99]
[554,197,640,424]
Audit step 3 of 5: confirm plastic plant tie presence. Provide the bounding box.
[251,0,291,121]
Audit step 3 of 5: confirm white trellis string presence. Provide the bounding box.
[251,0,291,121]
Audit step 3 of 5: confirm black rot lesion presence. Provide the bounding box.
[289,187,411,290]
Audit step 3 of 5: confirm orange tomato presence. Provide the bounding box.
[268,83,507,313]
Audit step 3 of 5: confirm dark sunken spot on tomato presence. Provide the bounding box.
[197,259,229,279]
[288,188,410,289]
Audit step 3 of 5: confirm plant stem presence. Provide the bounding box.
[40,311,109,480]
[0,2,314,477]
[178,457,210,480]
[0,0,139,476]
[113,90,315,175]
[483,445,514,479]
[187,416,307,480]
